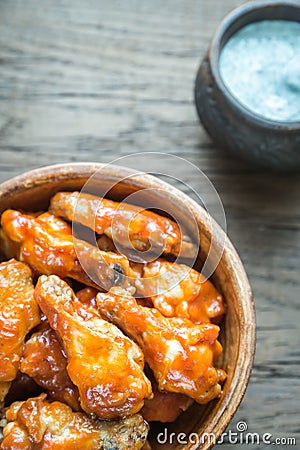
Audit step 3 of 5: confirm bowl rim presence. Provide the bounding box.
[209,0,300,130]
[0,162,256,449]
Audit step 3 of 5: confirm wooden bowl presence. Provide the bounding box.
[0,163,255,449]
[195,0,300,171]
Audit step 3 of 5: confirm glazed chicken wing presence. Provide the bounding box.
[1,210,134,291]
[135,260,225,324]
[1,394,149,450]
[20,326,80,411]
[0,259,40,402]
[50,191,196,258]
[141,368,193,422]
[97,288,225,404]
[35,275,152,419]
[76,286,99,309]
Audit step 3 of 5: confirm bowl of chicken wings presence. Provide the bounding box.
[0,163,255,450]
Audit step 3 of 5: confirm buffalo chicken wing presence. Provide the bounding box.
[1,394,148,450]
[135,259,225,324]
[96,288,224,404]
[0,259,40,401]
[35,275,152,419]
[50,191,196,258]
[1,210,134,291]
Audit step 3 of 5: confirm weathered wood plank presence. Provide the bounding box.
[0,0,299,447]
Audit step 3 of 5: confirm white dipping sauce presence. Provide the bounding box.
[219,20,300,122]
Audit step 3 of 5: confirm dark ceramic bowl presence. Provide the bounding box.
[195,0,300,171]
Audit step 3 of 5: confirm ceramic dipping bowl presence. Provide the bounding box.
[195,0,300,171]
[0,163,255,449]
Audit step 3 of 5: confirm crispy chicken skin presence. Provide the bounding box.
[1,394,149,450]
[50,191,196,258]
[20,326,80,411]
[0,259,40,399]
[35,275,152,419]
[135,260,225,324]
[96,289,224,404]
[1,210,134,291]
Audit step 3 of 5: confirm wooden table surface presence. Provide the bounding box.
[0,1,299,448]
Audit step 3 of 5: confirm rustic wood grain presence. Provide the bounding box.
[0,0,299,448]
